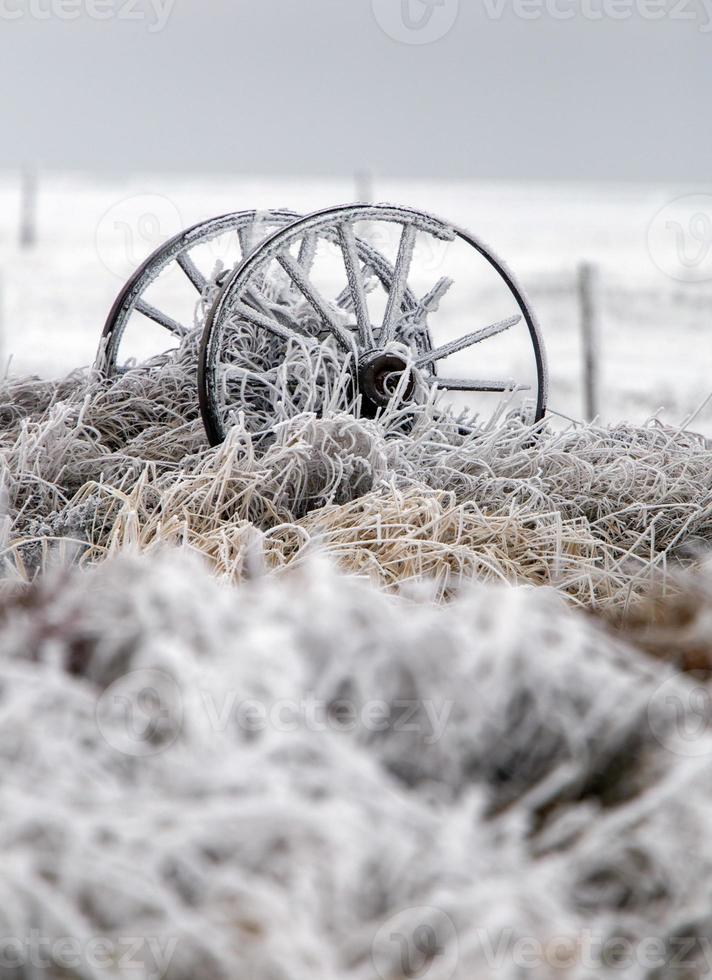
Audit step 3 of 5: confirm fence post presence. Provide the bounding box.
[19,167,38,249]
[577,262,600,421]
[355,170,374,204]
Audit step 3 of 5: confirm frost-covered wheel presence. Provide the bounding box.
[96,209,300,376]
[198,203,548,446]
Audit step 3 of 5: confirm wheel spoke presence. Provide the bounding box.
[430,377,530,393]
[276,250,356,357]
[234,301,304,344]
[416,277,454,315]
[244,285,306,334]
[335,264,375,310]
[135,299,188,338]
[381,224,417,343]
[176,251,208,294]
[337,222,374,348]
[237,213,267,261]
[297,233,318,276]
[238,225,253,261]
[243,283,277,319]
[415,314,521,367]
[286,234,319,301]
[238,211,281,263]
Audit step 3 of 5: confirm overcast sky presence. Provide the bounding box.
[0,0,709,180]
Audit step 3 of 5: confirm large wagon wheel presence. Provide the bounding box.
[96,209,301,376]
[198,203,548,445]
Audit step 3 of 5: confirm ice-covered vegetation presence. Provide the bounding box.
[3,319,712,606]
[2,323,712,978]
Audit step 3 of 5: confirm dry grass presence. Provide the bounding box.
[2,292,712,616]
[3,328,712,613]
[3,315,712,976]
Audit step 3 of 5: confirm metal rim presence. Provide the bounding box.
[96,209,301,376]
[198,203,548,446]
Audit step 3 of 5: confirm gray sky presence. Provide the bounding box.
[0,0,710,180]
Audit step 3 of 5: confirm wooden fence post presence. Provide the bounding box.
[19,167,38,249]
[577,262,600,421]
[355,170,374,204]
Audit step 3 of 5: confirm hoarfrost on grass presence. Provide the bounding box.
[2,550,712,977]
[2,306,712,977]
[2,317,712,608]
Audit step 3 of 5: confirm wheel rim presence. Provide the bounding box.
[97,209,301,376]
[198,203,548,446]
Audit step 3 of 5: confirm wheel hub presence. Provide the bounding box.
[358,349,415,415]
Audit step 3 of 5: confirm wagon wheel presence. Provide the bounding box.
[96,209,301,376]
[198,203,548,446]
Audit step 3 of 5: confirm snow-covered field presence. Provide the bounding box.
[4,171,712,979]
[4,547,712,980]
[1,171,711,431]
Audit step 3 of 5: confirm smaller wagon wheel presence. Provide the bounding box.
[96,209,301,376]
[198,203,548,446]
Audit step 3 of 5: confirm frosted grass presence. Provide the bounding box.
[1,305,712,977]
[2,315,711,609]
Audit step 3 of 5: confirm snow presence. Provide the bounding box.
[0,171,711,432]
[2,548,712,979]
[2,171,712,979]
